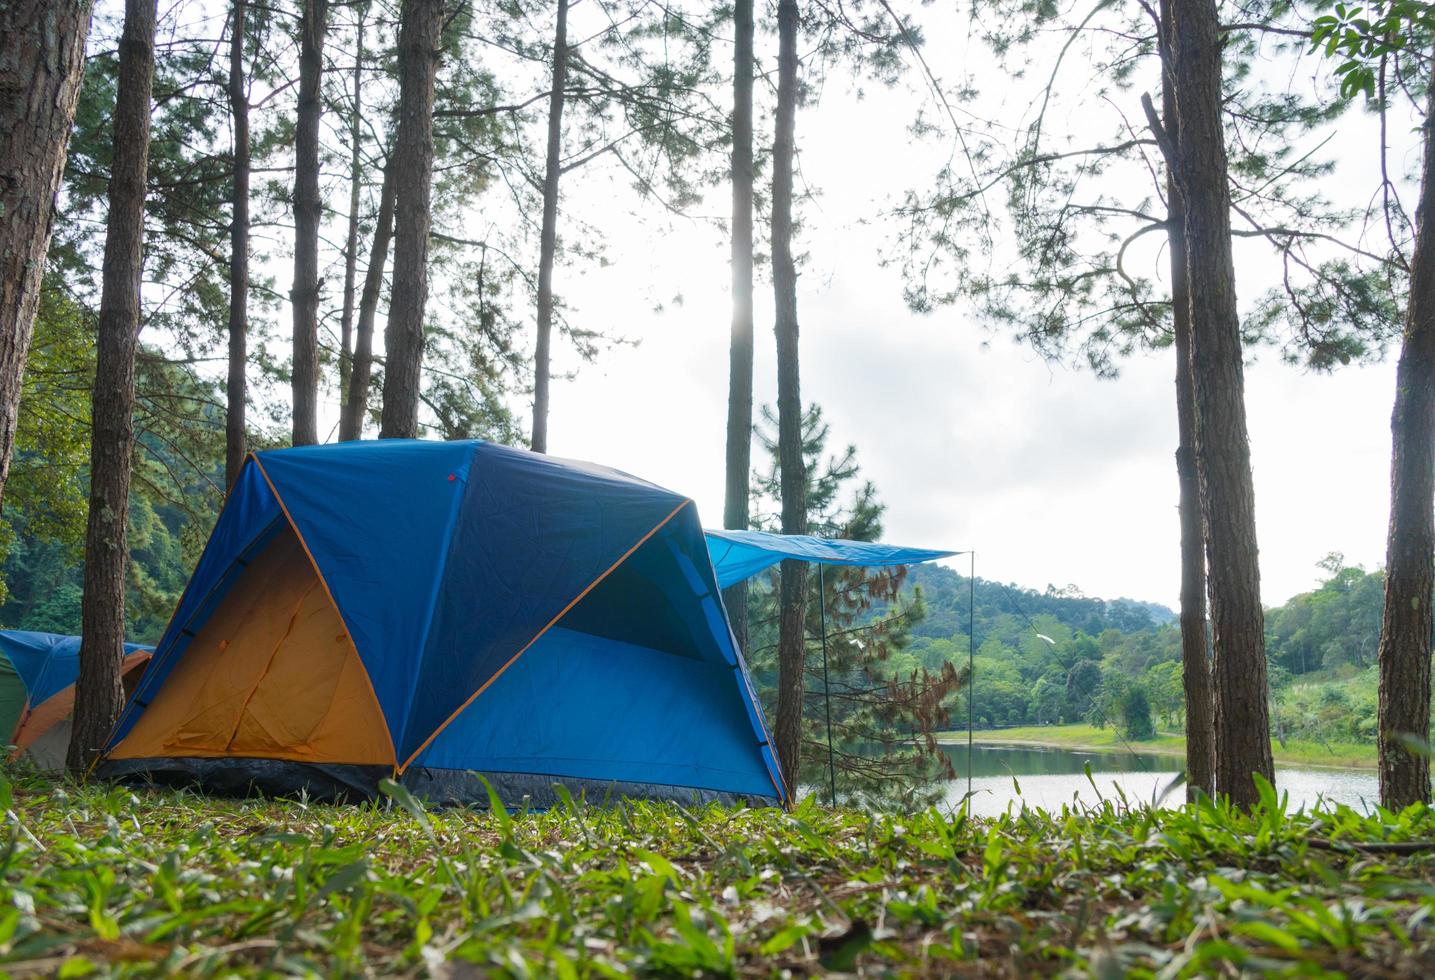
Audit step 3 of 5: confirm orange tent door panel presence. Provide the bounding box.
[109,525,393,766]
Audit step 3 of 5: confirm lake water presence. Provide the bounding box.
[941,741,1380,817]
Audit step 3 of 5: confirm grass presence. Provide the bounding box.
[948,723,1377,770]
[1,771,1434,975]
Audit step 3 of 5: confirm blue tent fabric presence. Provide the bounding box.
[0,630,152,706]
[704,528,958,588]
[417,626,778,798]
[102,440,786,807]
[402,442,690,764]
[413,500,789,801]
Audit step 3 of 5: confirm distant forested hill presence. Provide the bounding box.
[893,559,1385,744]
[901,563,1175,641]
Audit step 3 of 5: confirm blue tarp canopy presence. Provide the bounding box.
[704,528,958,589]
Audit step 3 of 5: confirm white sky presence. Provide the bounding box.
[524,10,1404,612]
[543,199,1397,612]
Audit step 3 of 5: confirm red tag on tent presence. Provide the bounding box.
[447,474,456,482]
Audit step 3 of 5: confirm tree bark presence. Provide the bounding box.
[226,0,250,490]
[1169,0,1273,808]
[1377,69,1435,812]
[1158,0,1214,803]
[340,158,395,441]
[772,0,807,795]
[379,0,442,439]
[1173,226,1216,803]
[68,0,157,774]
[530,0,570,455]
[290,0,327,447]
[721,0,756,652]
[338,4,366,408]
[0,0,93,516]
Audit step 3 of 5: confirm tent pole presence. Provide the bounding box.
[819,563,836,807]
[967,550,975,802]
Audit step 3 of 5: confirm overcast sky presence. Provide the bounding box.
[229,2,1408,613]
[523,12,1403,612]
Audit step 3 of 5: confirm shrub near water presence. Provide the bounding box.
[0,773,1432,975]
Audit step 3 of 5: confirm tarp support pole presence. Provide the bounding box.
[819,564,836,807]
[967,551,975,802]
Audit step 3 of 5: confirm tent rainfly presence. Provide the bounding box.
[0,630,152,770]
[99,440,789,807]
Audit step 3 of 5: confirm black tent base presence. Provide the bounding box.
[98,757,781,809]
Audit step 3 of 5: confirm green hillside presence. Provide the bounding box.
[891,560,1386,749]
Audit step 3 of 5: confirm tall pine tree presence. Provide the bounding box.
[1168,0,1273,807]
[723,0,757,653]
[380,0,444,438]
[0,0,93,516]
[772,0,808,793]
[290,0,327,446]
[70,0,159,773]
[226,0,250,488]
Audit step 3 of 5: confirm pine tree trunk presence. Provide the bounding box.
[721,0,756,652]
[1169,0,1272,808]
[531,0,569,455]
[226,0,249,490]
[1377,74,1435,812]
[338,5,366,407]
[1158,0,1214,802]
[0,0,93,516]
[772,0,807,794]
[68,0,157,775]
[379,0,442,439]
[776,557,807,792]
[291,0,327,447]
[340,158,395,441]
[1173,234,1215,802]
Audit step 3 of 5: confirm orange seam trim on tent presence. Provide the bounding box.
[396,497,695,774]
[251,455,398,767]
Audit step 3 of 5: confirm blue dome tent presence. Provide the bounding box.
[100,440,787,807]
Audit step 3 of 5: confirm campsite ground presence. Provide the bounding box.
[947,723,1377,771]
[1,774,1433,975]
